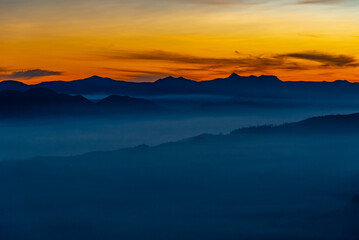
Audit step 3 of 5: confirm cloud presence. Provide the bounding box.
[0,67,14,74]
[110,50,243,65]
[104,49,358,75]
[0,69,62,80]
[101,67,170,79]
[293,0,346,4]
[279,51,358,67]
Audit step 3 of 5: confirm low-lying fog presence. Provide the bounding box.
[1,127,359,240]
[1,107,359,161]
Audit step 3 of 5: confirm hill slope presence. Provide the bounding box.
[1,113,359,239]
[0,88,164,117]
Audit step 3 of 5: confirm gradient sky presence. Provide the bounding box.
[1,0,359,83]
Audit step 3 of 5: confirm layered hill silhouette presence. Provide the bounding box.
[0,88,164,118]
[231,112,359,135]
[97,95,164,113]
[2,112,359,240]
[1,73,359,99]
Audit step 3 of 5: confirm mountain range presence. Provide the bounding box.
[2,112,359,240]
[0,88,164,118]
[1,73,359,99]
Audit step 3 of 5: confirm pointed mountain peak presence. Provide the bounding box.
[161,76,177,80]
[87,75,106,80]
[228,72,240,79]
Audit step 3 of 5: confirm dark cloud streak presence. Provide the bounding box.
[280,51,358,67]
[104,49,358,75]
[0,69,62,80]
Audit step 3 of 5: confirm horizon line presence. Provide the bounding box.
[0,73,355,85]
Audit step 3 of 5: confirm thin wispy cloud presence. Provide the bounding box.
[104,50,358,76]
[293,0,346,4]
[101,67,170,79]
[0,67,8,73]
[279,51,358,67]
[1,0,359,82]
[0,69,62,80]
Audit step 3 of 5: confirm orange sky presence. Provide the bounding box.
[1,0,359,83]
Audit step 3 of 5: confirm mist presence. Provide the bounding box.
[2,103,359,161]
[1,89,359,239]
[1,127,359,240]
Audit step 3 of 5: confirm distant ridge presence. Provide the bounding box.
[231,112,359,135]
[1,73,359,99]
[98,95,164,113]
[0,88,164,118]
[3,109,359,240]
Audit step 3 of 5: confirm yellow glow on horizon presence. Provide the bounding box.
[1,0,359,83]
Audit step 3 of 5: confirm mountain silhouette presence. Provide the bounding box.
[36,75,136,94]
[0,80,31,91]
[2,111,359,239]
[97,95,165,113]
[231,112,359,135]
[2,73,359,99]
[0,88,92,117]
[0,88,164,118]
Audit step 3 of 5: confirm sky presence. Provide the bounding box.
[0,0,359,83]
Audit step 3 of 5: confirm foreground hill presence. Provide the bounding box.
[0,88,92,117]
[1,73,359,99]
[97,95,163,113]
[232,112,359,134]
[0,88,164,118]
[1,113,359,239]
